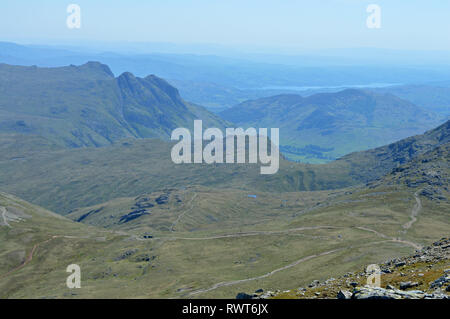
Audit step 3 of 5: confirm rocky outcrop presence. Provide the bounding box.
[245,238,450,299]
[379,142,449,201]
[114,249,138,261]
[76,207,104,222]
[337,290,352,299]
[352,286,448,299]
[118,209,150,223]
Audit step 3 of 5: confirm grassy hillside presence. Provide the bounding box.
[3,175,448,299]
[0,135,354,214]
[1,129,448,298]
[0,121,447,214]
[0,62,227,147]
[1,174,448,299]
[220,89,444,162]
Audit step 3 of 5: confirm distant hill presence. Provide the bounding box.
[220,89,444,162]
[0,62,227,147]
[372,84,450,116]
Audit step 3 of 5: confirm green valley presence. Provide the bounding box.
[0,62,448,300]
[220,90,445,162]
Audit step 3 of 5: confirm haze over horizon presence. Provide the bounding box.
[2,0,450,55]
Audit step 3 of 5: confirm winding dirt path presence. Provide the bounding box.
[186,193,427,297]
[1,190,425,294]
[170,193,197,232]
[0,236,58,279]
[402,191,422,232]
[0,235,90,280]
[186,235,420,297]
[355,226,422,250]
[157,226,338,241]
[188,247,345,296]
[390,238,422,250]
[355,226,390,239]
[1,207,11,228]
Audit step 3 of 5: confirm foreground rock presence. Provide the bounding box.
[337,290,352,299]
[240,238,450,299]
[352,286,448,299]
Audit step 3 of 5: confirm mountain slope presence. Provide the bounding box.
[379,143,449,201]
[338,120,450,183]
[0,191,108,289]
[3,179,448,299]
[65,155,450,298]
[0,135,353,213]
[220,89,444,162]
[0,62,226,147]
[0,121,447,214]
[1,126,449,298]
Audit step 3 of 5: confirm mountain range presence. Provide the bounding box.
[4,41,450,114]
[0,58,448,299]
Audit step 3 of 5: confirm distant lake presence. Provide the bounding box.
[253,83,401,91]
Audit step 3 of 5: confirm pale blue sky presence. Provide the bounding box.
[1,0,450,52]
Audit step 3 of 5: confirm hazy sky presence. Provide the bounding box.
[1,0,450,52]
